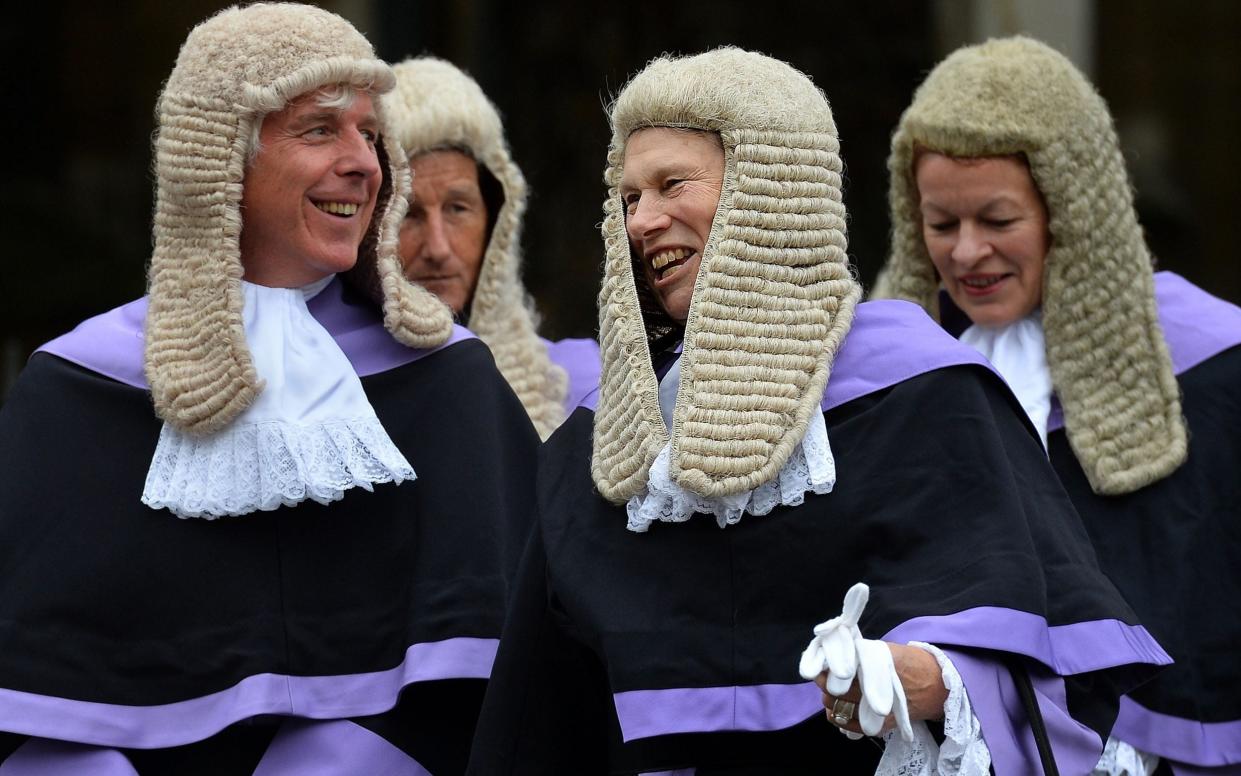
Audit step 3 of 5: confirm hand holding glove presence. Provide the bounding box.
[798,582,914,741]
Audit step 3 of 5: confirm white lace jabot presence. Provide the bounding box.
[960,313,1053,450]
[625,354,836,533]
[142,277,415,519]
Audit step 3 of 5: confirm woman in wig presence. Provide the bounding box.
[874,36,1241,775]
[467,46,1171,775]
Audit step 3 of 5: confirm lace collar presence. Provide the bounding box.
[626,351,836,533]
[141,277,415,518]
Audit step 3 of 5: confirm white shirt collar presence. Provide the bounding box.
[960,312,1053,450]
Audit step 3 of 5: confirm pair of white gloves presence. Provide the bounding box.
[798,583,915,742]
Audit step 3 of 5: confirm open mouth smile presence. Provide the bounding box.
[313,200,361,218]
[959,273,1011,295]
[649,248,695,282]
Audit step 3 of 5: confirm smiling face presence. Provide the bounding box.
[915,152,1050,327]
[398,149,489,316]
[239,89,382,287]
[620,127,725,323]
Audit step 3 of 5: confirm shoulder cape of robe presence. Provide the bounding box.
[468,299,1170,776]
[1046,272,1241,773]
[0,278,539,775]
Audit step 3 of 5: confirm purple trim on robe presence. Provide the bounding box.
[0,739,139,776]
[541,337,602,412]
[0,637,496,750]
[253,719,430,776]
[880,606,1171,676]
[613,682,823,743]
[1047,272,1241,432]
[33,278,475,390]
[941,647,1105,776]
[609,609,1167,742]
[1112,696,1241,769]
[304,278,474,377]
[33,297,149,390]
[575,300,992,414]
[823,300,995,411]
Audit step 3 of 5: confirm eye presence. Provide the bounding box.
[622,192,640,212]
[304,125,331,138]
[361,128,378,144]
[984,217,1017,228]
[663,178,684,192]
[925,220,956,233]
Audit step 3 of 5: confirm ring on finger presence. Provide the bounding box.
[830,698,856,727]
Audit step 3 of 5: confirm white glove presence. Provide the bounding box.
[798,582,914,742]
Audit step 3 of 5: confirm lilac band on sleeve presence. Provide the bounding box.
[0,739,139,776]
[610,609,1167,743]
[941,647,1105,776]
[1113,695,1241,769]
[253,719,430,776]
[880,607,1171,676]
[0,637,496,750]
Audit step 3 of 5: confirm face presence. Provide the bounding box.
[620,127,725,323]
[398,150,489,315]
[915,152,1050,327]
[239,89,382,287]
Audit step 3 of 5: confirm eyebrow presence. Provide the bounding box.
[289,110,379,130]
[620,162,686,192]
[442,185,483,201]
[920,195,1024,212]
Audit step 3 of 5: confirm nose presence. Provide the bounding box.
[420,211,453,263]
[625,192,671,243]
[950,221,991,265]
[336,130,382,182]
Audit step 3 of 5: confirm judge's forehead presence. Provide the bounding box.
[621,128,722,183]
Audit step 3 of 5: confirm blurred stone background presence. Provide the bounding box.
[3,0,1237,401]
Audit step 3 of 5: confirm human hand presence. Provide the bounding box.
[813,642,948,738]
[798,583,915,741]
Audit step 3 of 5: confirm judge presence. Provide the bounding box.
[0,5,536,773]
[467,47,1170,775]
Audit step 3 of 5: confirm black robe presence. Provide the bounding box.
[468,300,1169,776]
[0,279,538,774]
[1043,273,1241,773]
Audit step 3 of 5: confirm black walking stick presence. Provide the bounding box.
[1005,654,1060,776]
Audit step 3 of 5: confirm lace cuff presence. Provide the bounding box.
[624,410,835,533]
[1092,737,1160,776]
[874,642,991,776]
[142,415,415,519]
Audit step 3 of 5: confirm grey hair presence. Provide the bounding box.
[247,83,364,164]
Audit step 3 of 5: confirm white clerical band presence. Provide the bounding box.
[960,313,1053,450]
[142,278,415,519]
[625,353,836,533]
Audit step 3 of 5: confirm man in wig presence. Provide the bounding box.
[468,47,1170,775]
[386,57,600,439]
[0,4,535,773]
